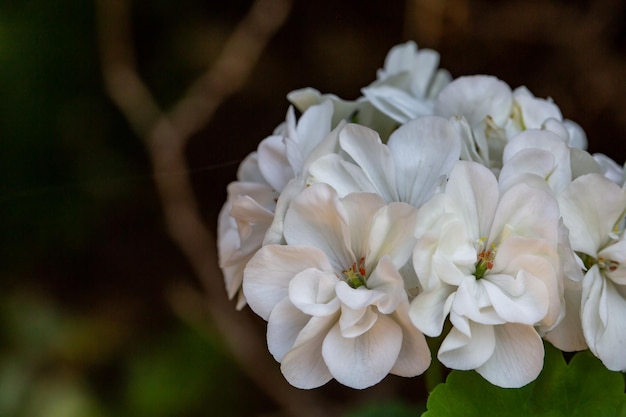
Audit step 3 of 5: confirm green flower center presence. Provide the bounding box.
[343,257,367,289]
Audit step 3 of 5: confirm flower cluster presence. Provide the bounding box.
[218,41,626,389]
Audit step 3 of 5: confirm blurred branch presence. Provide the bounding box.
[96,1,336,416]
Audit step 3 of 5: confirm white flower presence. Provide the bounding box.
[409,161,562,387]
[243,183,430,389]
[218,101,333,307]
[558,173,626,371]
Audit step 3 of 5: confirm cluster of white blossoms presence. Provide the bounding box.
[217,41,626,389]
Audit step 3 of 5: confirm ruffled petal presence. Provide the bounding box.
[289,268,341,316]
[482,270,549,325]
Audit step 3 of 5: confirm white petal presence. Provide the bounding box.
[482,271,549,325]
[600,238,626,285]
[294,100,334,160]
[323,315,402,389]
[409,283,455,337]
[512,86,562,129]
[558,174,626,256]
[283,183,354,271]
[340,192,386,260]
[438,318,495,370]
[476,323,544,388]
[581,267,626,371]
[490,182,560,245]
[389,306,431,377]
[308,154,380,197]
[445,161,499,241]
[243,245,333,320]
[335,281,385,310]
[593,153,625,185]
[236,152,262,182]
[257,135,293,191]
[338,304,378,338]
[501,129,571,194]
[365,256,406,314]
[367,202,418,269]
[434,75,513,127]
[453,277,504,325]
[267,298,311,361]
[280,315,337,389]
[339,124,399,202]
[543,278,587,351]
[387,116,461,207]
[289,268,341,316]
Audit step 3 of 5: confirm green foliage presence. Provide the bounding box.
[423,343,626,417]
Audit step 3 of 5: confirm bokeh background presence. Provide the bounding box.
[1,0,625,416]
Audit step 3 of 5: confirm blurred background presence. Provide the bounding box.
[1,0,625,416]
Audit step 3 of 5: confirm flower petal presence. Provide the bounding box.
[476,323,544,388]
[323,314,402,389]
[280,315,337,389]
[338,124,399,202]
[438,318,495,370]
[389,306,431,377]
[367,202,418,270]
[581,267,626,371]
[558,174,626,256]
[267,298,311,361]
[243,244,333,320]
[409,283,455,337]
[387,116,461,207]
[289,268,341,316]
[283,183,354,271]
[434,75,513,127]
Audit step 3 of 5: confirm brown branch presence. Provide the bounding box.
[96,1,337,416]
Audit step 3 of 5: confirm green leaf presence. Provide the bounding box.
[423,343,626,417]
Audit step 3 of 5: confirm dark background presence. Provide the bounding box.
[1,0,625,416]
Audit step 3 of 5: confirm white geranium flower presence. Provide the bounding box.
[307,116,462,208]
[243,183,430,389]
[409,161,562,388]
[218,101,333,308]
[558,173,626,371]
